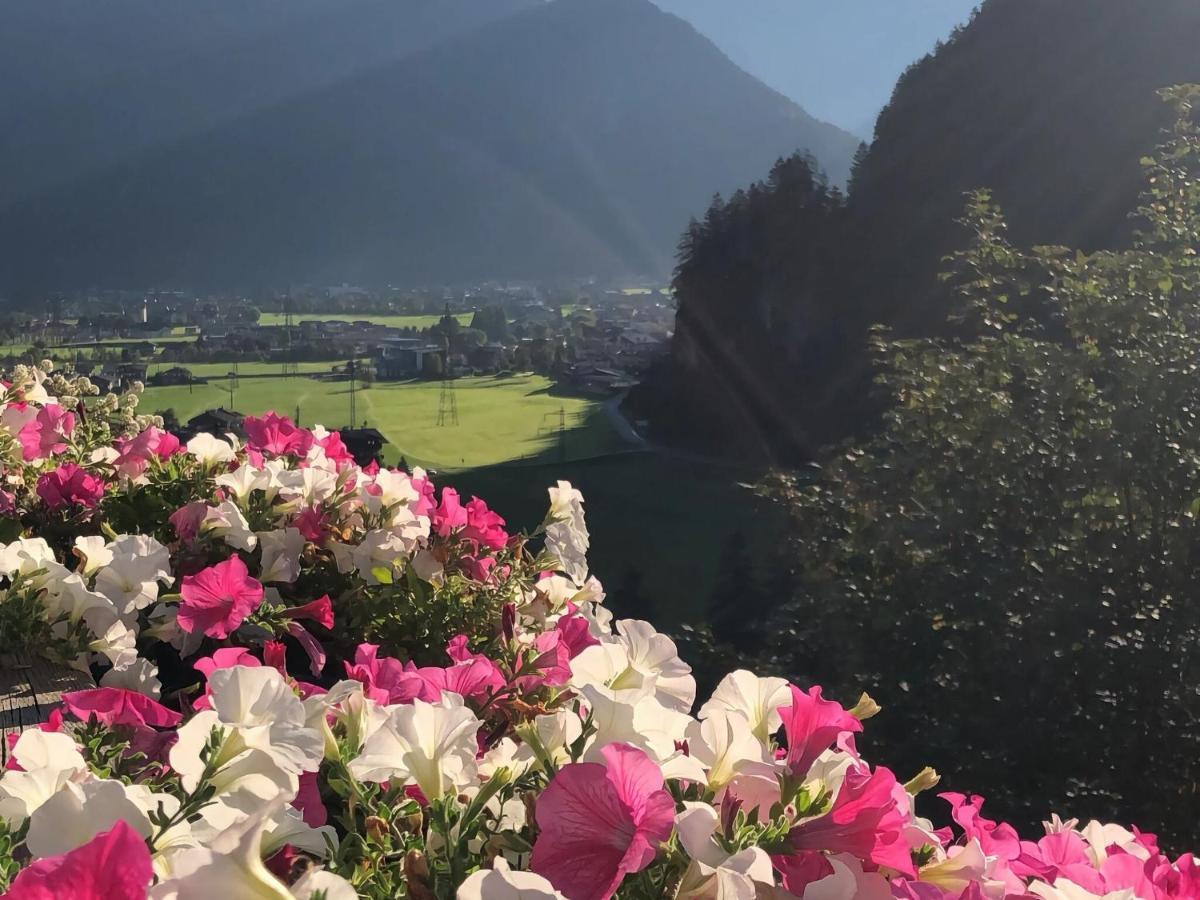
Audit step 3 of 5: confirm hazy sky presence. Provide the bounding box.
[653,0,981,137]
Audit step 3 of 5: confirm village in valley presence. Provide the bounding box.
[0,282,675,469]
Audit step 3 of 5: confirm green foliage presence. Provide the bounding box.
[752,89,1200,845]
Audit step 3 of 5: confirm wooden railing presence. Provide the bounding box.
[0,652,93,765]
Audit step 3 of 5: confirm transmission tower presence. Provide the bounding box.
[282,293,298,378]
[436,338,458,427]
[540,406,567,463]
[347,359,358,428]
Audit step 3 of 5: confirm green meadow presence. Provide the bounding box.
[140,373,619,470]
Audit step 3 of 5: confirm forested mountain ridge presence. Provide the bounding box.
[643,0,1200,461]
[852,0,1200,334]
[0,0,859,293]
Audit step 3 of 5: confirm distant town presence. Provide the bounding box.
[1,281,672,395]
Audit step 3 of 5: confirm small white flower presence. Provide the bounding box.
[699,670,791,744]
[545,480,589,585]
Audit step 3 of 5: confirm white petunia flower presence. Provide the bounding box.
[257,527,305,584]
[674,802,775,900]
[350,693,482,800]
[699,670,791,744]
[458,857,566,899]
[187,432,237,466]
[545,481,589,585]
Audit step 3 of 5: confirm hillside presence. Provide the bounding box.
[0,0,858,293]
[0,0,537,208]
[851,0,1200,332]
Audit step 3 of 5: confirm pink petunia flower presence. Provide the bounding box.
[37,464,105,510]
[18,404,76,461]
[3,819,152,900]
[789,765,916,877]
[463,497,508,549]
[779,684,863,779]
[244,411,314,457]
[61,688,182,729]
[283,594,335,629]
[530,743,676,900]
[345,643,426,705]
[113,426,181,478]
[433,487,470,537]
[177,555,265,639]
[169,501,209,544]
[293,505,329,543]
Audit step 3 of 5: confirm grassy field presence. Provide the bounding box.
[454,453,776,627]
[146,361,339,378]
[258,312,472,329]
[140,373,621,470]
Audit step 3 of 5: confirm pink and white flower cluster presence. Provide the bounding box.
[0,382,1191,899]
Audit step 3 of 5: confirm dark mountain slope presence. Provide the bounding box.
[851,0,1200,332]
[0,0,537,207]
[0,0,858,292]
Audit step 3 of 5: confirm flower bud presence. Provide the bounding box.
[850,692,882,720]
[904,767,941,795]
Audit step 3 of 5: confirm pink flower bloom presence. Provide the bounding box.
[463,497,508,550]
[169,501,209,543]
[3,819,152,900]
[461,554,498,583]
[345,643,426,705]
[263,640,289,675]
[293,771,328,828]
[0,487,16,516]
[113,426,181,478]
[789,766,915,877]
[244,412,314,457]
[434,487,470,537]
[283,594,335,629]
[293,505,329,543]
[37,464,106,510]
[193,647,262,680]
[62,688,182,729]
[315,430,355,468]
[779,685,862,779]
[410,472,437,518]
[555,613,601,658]
[772,850,835,894]
[940,794,1023,865]
[530,743,676,900]
[18,404,75,461]
[177,555,265,639]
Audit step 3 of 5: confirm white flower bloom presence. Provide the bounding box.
[516,710,583,769]
[215,464,269,501]
[545,481,589,585]
[570,620,695,713]
[684,710,774,792]
[144,602,206,657]
[331,529,412,584]
[81,605,139,670]
[578,684,692,765]
[291,869,359,900]
[150,803,295,900]
[170,667,323,799]
[458,857,566,899]
[700,670,792,744]
[187,432,237,466]
[108,534,173,582]
[361,468,420,519]
[1079,821,1149,864]
[73,535,113,577]
[276,466,339,508]
[100,657,163,698]
[675,802,774,900]
[202,500,259,551]
[0,731,87,826]
[258,527,305,584]
[350,694,482,800]
[26,778,170,859]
